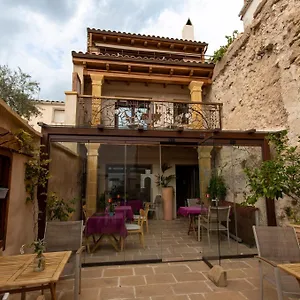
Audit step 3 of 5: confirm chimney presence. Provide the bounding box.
[182,18,194,41]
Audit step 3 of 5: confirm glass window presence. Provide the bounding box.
[53,109,65,124]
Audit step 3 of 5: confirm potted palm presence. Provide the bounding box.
[207,173,227,206]
[156,163,175,220]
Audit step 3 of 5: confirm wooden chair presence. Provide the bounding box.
[44,221,85,300]
[187,198,200,207]
[253,226,300,300]
[123,209,146,250]
[198,206,231,247]
[133,203,150,233]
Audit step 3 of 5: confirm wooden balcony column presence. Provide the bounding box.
[189,81,204,129]
[85,143,100,215]
[197,146,213,205]
[90,74,104,125]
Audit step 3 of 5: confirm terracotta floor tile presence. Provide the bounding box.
[172,281,211,294]
[187,294,206,300]
[134,266,154,275]
[145,273,176,284]
[154,265,190,274]
[135,283,174,297]
[203,291,247,300]
[206,279,255,292]
[59,288,99,300]
[103,267,134,277]
[173,271,206,282]
[226,269,248,279]
[120,275,146,286]
[221,262,251,270]
[185,262,209,272]
[152,295,190,300]
[81,277,118,289]
[99,286,134,299]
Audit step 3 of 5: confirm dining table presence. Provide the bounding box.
[0,251,71,300]
[115,205,134,221]
[177,206,208,236]
[85,213,128,252]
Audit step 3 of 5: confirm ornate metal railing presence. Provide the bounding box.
[77,96,222,130]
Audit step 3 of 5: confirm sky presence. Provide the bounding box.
[0,0,244,101]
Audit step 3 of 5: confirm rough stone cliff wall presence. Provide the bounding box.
[204,0,300,223]
[204,0,300,143]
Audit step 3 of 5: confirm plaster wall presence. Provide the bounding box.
[242,0,263,28]
[102,81,190,101]
[29,102,65,132]
[48,143,82,220]
[4,154,36,255]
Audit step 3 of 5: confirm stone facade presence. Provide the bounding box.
[204,0,300,222]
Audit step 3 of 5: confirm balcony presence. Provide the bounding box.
[77,96,222,131]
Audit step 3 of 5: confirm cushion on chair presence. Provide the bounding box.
[126,223,141,230]
[133,215,140,220]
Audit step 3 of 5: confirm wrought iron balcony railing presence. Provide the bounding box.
[77,96,222,130]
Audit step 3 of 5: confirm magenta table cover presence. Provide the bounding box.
[177,206,207,217]
[120,200,143,214]
[85,214,127,237]
[115,206,134,221]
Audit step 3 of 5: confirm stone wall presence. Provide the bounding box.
[205,0,300,143]
[204,0,300,223]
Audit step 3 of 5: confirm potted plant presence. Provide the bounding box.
[46,193,76,221]
[97,193,106,212]
[207,173,227,205]
[156,163,176,221]
[244,130,300,236]
[20,239,46,272]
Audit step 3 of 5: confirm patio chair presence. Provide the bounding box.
[147,195,162,220]
[198,206,231,247]
[124,209,146,250]
[187,198,200,207]
[44,221,85,300]
[133,202,150,233]
[253,226,300,300]
[0,247,10,300]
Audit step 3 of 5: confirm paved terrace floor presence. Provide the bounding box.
[11,258,293,300]
[83,218,257,264]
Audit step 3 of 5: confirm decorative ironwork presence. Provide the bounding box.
[77,97,222,130]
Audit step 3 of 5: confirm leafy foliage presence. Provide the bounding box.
[207,173,227,201]
[155,163,176,187]
[20,239,45,256]
[0,65,40,119]
[212,30,239,63]
[244,130,300,222]
[47,192,76,221]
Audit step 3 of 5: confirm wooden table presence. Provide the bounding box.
[0,251,71,300]
[278,263,300,285]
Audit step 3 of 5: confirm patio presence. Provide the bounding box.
[8,257,288,300]
[82,217,257,265]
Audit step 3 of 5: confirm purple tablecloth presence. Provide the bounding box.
[115,206,134,221]
[85,214,127,237]
[177,206,207,217]
[120,200,143,214]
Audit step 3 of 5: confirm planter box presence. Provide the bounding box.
[0,188,8,200]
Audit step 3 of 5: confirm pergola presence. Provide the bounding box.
[37,124,277,238]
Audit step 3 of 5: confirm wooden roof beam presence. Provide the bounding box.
[144,41,148,46]
[131,39,135,45]
[149,66,152,75]
[117,37,121,43]
[170,44,174,49]
[157,42,161,48]
[189,70,194,76]
[170,68,174,76]
[103,36,107,41]
[128,65,131,73]
[106,63,110,71]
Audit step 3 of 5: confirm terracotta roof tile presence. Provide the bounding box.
[72,51,214,67]
[87,28,208,46]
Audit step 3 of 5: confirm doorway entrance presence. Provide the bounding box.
[175,165,199,210]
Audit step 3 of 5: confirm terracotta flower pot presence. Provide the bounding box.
[162,187,173,221]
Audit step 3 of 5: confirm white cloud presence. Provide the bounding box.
[0,0,244,100]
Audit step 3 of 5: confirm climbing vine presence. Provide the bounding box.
[212,30,239,63]
[14,129,51,203]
